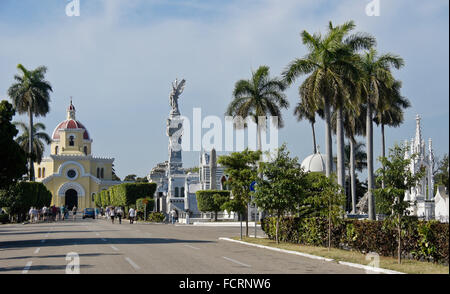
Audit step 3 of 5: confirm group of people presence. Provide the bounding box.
[104,206,137,224]
[28,205,78,223]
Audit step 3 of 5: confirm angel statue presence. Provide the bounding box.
[169,78,186,115]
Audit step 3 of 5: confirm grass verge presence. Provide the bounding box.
[232,237,449,274]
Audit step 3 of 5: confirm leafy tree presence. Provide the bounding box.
[13,122,51,164]
[185,167,200,174]
[374,144,424,264]
[0,100,27,189]
[303,173,345,250]
[8,64,52,181]
[124,174,137,182]
[123,174,147,183]
[112,163,121,181]
[135,177,148,183]
[1,182,52,222]
[434,154,449,192]
[254,144,306,243]
[196,190,231,221]
[218,149,261,237]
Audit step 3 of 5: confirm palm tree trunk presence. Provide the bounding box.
[350,139,357,214]
[336,108,345,192]
[324,100,333,178]
[398,214,401,264]
[311,122,317,154]
[28,107,35,181]
[367,101,375,220]
[381,123,386,189]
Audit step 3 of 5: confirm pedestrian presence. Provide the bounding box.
[51,205,57,221]
[28,207,34,223]
[110,206,115,224]
[106,207,110,220]
[64,205,69,220]
[42,205,48,221]
[171,209,176,224]
[128,207,135,224]
[72,206,77,221]
[61,206,65,220]
[116,206,123,224]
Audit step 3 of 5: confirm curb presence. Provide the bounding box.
[218,237,405,274]
[218,237,333,262]
[337,261,405,274]
[194,222,261,227]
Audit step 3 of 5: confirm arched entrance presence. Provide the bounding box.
[65,189,78,210]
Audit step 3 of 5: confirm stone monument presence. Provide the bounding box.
[210,148,217,190]
[167,78,186,174]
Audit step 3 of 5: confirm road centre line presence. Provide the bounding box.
[184,244,200,250]
[22,261,32,274]
[125,257,141,270]
[222,256,251,267]
[110,245,119,251]
[34,248,40,254]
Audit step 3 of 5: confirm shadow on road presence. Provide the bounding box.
[0,264,93,272]
[0,252,121,261]
[0,230,120,236]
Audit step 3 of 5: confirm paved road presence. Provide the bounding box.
[0,216,365,274]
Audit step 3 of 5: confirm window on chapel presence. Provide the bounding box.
[69,136,75,146]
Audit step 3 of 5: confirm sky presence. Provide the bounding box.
[0,0,448,180]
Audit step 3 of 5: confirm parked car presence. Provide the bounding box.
[82,208,95,219]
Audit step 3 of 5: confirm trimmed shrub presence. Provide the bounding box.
[148,212,165,223]
[262,216,449,264]
[0,213,9,224]
[108,183,156,207]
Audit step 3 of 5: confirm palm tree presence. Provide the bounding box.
[13,122,51,165]
[226,65,289,151]
[226,65,288,229]
[358,48,404,219]
[332,102,367,213]
[8,64,52,181]
[373,80,410,188]
[333,142,367,209]
[294,100,321,154]
[283,20,375,184]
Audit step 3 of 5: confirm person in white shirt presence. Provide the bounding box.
[29,207,34,223]
[128,208,136,224]
[110,207,115,224]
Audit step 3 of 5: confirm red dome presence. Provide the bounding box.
[52,119,90,140]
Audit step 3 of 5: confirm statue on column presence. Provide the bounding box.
[169,78,186,116]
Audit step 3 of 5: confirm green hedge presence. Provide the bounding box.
[261,217,449,264]
[1,182,52,222]
[99,183,156,207]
